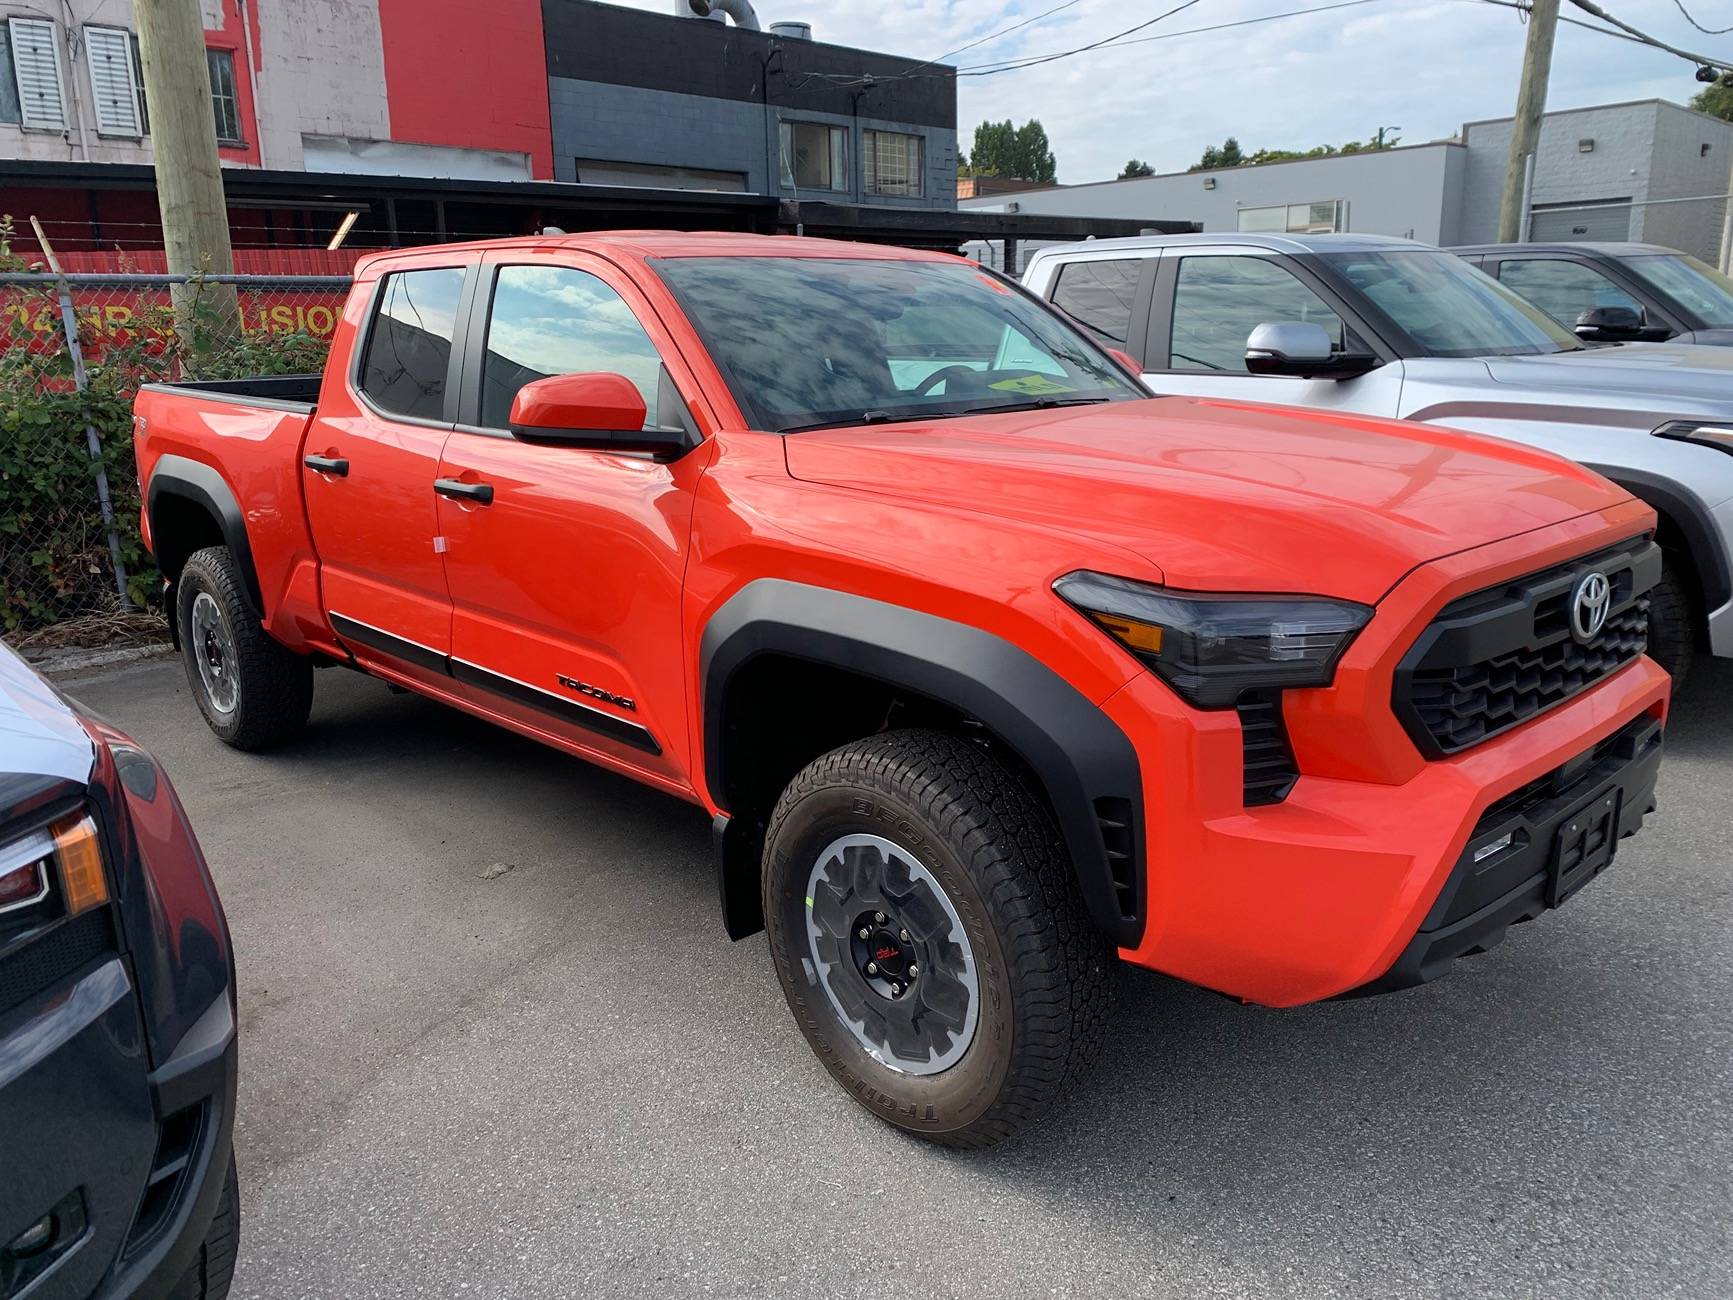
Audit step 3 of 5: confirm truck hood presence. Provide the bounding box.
[783,397,1629,603]
[1482,342,1733,417]
[0,640,95,790]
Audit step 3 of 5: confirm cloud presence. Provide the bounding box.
[597,0,1727,181]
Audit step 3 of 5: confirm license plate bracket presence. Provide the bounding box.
[1548,786,1622,907]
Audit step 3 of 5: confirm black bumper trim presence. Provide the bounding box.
[1349,713,1663,997]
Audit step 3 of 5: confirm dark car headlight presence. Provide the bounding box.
[0,812,109,935]
[1653,420,1733,455]
[1055,571,1372,709]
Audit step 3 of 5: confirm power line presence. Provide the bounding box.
[1668,0,1732,38]
[954,0,1209,76]
[983,0,1386,59]
[1560,0,1732,69]
[919,1,1087,71]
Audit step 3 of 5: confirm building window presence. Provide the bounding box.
[1236,200,1343,234]
[7,16,67,131]
[863,130,922,197]
[207,47,241,144]
[0,24,20,125]
[780,120,847,192]
[83,26,144,137]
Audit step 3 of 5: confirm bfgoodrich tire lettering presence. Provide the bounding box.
[762,729,1110,1148]
[177,546,313,750]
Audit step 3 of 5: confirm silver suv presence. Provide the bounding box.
[1022,232,1733,683]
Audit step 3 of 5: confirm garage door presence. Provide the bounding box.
[1528,201,1633,243]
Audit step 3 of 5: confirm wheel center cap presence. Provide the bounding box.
[850,913,917,994]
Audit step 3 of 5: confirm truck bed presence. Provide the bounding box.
[140,374,322,412]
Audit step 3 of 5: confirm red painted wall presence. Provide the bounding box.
[375,0,554,180]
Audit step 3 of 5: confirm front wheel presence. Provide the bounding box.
[1646,560,1696,689]
[761,729,1110,1148]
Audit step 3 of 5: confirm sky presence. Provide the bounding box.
[604,0,1732,183]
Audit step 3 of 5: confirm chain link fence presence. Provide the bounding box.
[1,272,348,644]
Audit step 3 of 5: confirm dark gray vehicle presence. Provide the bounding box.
[1453,242,1733,347]
[0,642,238,1299]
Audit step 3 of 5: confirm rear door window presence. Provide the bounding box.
[1049,258,1143,345]
[357,267,466,421]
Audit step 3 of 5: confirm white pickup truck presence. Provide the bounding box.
[1022,232,1733,685]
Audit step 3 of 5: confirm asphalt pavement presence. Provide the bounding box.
[56,653,1733,1299]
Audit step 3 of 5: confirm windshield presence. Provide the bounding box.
[1627,253,1733,328]
[1320,249,1582,357]
[652,256,1138,433]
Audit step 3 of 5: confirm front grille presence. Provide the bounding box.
[1395,537,1660,757]
[1238,692,1299,805]
[0,909,114,1020]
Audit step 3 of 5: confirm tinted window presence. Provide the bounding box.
[1627,254,1733,328]
[480,265,667,430]
[1322,250,1578,356]
[1050,259,1143,346]
[1496,258,1642,327]
[654,257,1135,433]
[358,267,466,421]
[1168,255,1347,372]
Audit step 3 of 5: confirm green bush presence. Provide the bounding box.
[0,267,330,632]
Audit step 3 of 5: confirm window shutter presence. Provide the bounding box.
[84,26,141,136]
[8,17,66,130]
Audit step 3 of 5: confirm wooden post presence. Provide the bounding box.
[1497,0,1559,244]
[134,0,240,338]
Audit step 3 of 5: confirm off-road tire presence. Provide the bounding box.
[762,728,1111,1149]
[165,1155,239,1300]
[177,546,312,750]
[1646,560,1696,689]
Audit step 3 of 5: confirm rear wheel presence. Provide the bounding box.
[1646,560,1696,689]
[761,729,1110,1148]
[177,546,313,750]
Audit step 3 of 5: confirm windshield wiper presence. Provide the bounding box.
[778,397,1112,435]
[963,397,1114,415]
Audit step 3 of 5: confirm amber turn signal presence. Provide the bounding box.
[52,814,109,916]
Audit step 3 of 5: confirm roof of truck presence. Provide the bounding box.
[1026,232,1429,260]
[354,231,956,275]
[1448,242,1681,258]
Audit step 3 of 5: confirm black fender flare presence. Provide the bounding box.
[700,579,1147,948]
[1586,464,1732,613]
[146,454,264,618]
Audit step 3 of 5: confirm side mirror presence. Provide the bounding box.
[508,372,692,460]
[1574,304,1645,342]
[1244,322,1377,380]
[1107,347,1143,374]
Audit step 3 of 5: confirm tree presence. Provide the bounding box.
[1693,82,1733,123]
[1189,136,1245,172]
[1014,120,1057,185]
[1119,159,1155,179]
[965,118,1058,183]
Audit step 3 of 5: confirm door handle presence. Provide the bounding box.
[303,454,349,476]
[434,477,494,505]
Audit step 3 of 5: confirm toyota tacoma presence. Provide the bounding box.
[133,233,1668,1147]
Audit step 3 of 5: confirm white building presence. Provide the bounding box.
[963,99,1733,270]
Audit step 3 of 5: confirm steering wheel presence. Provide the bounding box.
[913,364,982,396]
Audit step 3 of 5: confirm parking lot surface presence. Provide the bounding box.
[57,654,1733,1299]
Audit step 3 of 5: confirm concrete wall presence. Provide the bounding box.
[1457,99,1733,260]
[547,75,957,207]
[959,143,1462,243]
[249,0,389,171]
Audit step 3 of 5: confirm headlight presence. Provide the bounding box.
[1054,571,1372,709]
[0,812,109,930]
[1653,420,1733,455]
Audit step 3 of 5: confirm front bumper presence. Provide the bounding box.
[0,957,236,1300]
[1101,505,1671,1008]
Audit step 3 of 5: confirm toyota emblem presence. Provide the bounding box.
[1570,570,1611,642]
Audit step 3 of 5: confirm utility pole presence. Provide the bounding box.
[1497,0,1560,243]
[133,0,239,336]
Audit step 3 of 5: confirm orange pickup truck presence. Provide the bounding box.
[134,233,1668,1146]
